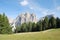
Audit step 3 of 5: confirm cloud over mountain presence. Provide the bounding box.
[20,0,29,6]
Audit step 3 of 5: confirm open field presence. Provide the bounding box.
[0,28,60,40]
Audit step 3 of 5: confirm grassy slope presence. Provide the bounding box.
[0,28,60,40]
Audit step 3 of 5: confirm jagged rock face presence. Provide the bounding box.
[11,12,37,28]
[15,12,37,26]
[11,13,54,32]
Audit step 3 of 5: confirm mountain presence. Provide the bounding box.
[39,14,54,21]
[46,14,54,19]
[9,12,54,32]
[8,17,14,24]
[11,12,37,32]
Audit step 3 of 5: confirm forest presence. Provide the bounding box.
[0,13,60,34]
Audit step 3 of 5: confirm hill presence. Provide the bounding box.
[0,28,60,40]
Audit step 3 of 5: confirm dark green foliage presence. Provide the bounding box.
[16,22,37,33]
[21,23,28,32]
[43,17,49,30]
[0,13,12,34]
[15,16,60,33]
[32,22,37,31]
[56,17,60,28]
[37,20,42,31]
[15,22,32,33]
[15,26,21,33]
[49,16,56,28]
[39,21,43,31]
[27,22,32,32]
[0,13,60,34]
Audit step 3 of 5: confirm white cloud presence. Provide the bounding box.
[20,0,29,6]
[28,5,55,16]
[20,0,55,16]
[34,6,55,16]
[32,6,55,16]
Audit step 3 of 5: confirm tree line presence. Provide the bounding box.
[15,16,60,33]
[0,13,12,34]
[0,13,60,34]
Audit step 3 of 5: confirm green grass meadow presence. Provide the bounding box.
[0,28,60,40]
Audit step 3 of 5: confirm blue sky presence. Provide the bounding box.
[0,0,60,19]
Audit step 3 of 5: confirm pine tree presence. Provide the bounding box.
[37,20,43,31]
[32,22,37,31]
[42,17,49,30]
[44,17,49,29]
[27,22,32,32]
[0,13,12,34]
[56,17,60,28]
[49,16,56,28]
[39,20,43,31]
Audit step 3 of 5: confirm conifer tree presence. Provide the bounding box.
[56,17,60,28]
[0,13,12,34]
[49,16,56,28]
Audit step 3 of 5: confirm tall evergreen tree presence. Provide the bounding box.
[44,17,49,29]
[39,20,43,31]
[20,23,27,32]
[42,17,49,30]
[0,13,12,34]
[49,16,56,28]
[56,17,60,28]
[27,22,32,32]
[37,20,43,31]
[32,22,37,31]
